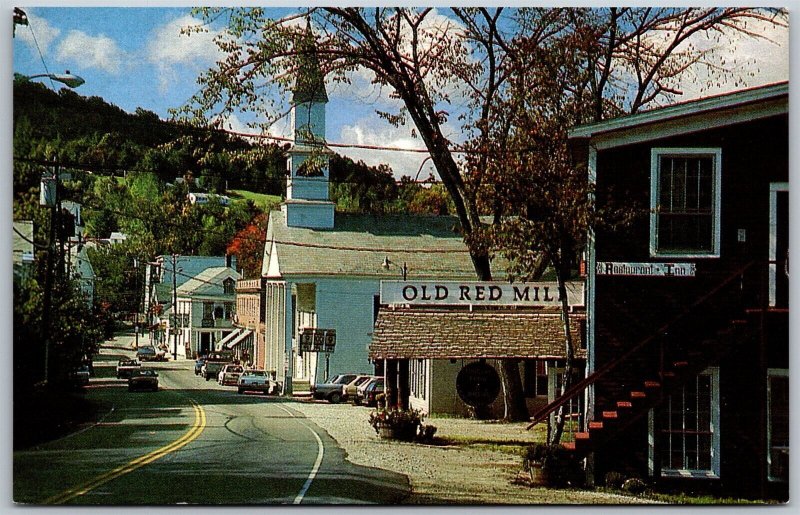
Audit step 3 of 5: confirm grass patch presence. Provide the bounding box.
[228,189,282,211]
[642,491,775,505]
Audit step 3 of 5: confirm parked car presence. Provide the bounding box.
[218,364,245,386]
[357,377,385,407]
[128,369,159,392]
[69,365,91,387]
[311,374,359,403]
[116,359,141,379]
[202,359,227,381]
[136,346,166,362]
[237,370,279,395]
[342,375,373,402]
[194,357,206,376]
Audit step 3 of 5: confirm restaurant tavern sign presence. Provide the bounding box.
[595,261,696,277]
[380,281,584,308]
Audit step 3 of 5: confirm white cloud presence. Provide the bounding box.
[16,11,60,56]
[147,14,224,93]
[337,118,448,180]
[659,16,788,102]
[56,30,124,75]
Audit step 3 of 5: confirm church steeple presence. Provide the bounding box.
[282,21,335,230]
[292,21,328,105]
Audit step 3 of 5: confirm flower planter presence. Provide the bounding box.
[527,461,550,486]
[377,423,415,441]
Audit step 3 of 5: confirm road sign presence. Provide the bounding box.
[299,328,336,353]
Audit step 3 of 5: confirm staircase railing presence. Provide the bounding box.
[527,260,758,431]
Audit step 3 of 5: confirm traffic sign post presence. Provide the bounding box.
[298,328,337,379]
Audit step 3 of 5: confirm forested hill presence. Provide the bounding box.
[13,76,287,195]
[14,75,184,146]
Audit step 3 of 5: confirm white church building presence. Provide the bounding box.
[259,31,493,393]
[259,29,583,418]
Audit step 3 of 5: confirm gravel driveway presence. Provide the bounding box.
[287,399,653,505]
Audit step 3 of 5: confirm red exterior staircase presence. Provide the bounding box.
[528,261,760,459]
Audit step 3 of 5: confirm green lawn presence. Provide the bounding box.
[227,190,282,211]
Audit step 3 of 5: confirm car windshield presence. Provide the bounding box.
[369,380,384,391]
[245,371,265,377]
[136,370,157,376]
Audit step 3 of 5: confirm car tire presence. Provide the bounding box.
[238,388,244,394]
[328,392,341,404]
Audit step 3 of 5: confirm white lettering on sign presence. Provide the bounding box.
[380,281,584,307]
[595,261,696,277]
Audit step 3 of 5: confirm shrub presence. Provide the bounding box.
[417,424,437,443]
[605,471,627,489]
[622,477,647,495]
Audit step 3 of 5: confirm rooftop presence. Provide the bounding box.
[370,308,585,360]
[264,210,507,279]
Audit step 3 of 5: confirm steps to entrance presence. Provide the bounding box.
[559,317,752,458]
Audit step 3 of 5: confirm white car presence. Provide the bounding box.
[218,364,244,386]
[237,370,279,395]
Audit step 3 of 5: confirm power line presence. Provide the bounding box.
[13,155,441,186]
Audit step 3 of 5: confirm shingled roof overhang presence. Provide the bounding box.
[569,81,788,151]
[369,308,586,360]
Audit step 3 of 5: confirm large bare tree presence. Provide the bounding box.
[178,7,786,422]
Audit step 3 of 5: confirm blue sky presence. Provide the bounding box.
[10,4,792,179]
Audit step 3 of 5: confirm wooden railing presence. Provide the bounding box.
[527,260,758,430]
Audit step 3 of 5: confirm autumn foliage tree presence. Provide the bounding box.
[227,212,270,279]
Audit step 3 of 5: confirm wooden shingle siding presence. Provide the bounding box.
[370,309,585,360]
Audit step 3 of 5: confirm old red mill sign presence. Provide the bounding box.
[380,281,584,307]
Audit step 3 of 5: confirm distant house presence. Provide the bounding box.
[145,255,238,354]
[107,232,127,245]
[562,82,788,499]
[234,278,264,368]
[187,192,231,206]
[68,239,95,306]
[12,221,35,282]
[173,266,241,359]
[61,200,84,238]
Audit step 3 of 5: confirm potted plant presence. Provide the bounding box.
[369,408,423,441]
[523,443,581,487]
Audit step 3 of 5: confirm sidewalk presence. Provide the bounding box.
[287,400,650,504]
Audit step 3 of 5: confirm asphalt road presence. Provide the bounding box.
[13,343,410,505]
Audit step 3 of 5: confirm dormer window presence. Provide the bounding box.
[223,278,235,295]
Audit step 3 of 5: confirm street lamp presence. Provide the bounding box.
[24,71,85,89]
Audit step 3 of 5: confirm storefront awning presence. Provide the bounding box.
[369,309,585,360]
[217,328,242,348]
[226,329,253,349]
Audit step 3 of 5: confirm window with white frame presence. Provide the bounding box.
[410,359,427,400]
[650,148,721,257]
[767,369,789,482]
[654,368,720,477]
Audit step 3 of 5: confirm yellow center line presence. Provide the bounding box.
[43,401,206,505]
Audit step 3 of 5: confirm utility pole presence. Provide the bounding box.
[40,164,58,385]
[133,258,139,350]
[172,254,178,360]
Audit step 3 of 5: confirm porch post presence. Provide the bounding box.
[385,359,398,409]
[398,359,410,410]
